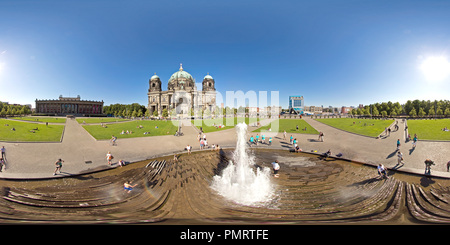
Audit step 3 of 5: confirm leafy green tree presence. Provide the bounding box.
[162,108,169,118]
[418,108,426,117]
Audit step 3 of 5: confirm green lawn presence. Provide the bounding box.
[82,120,179,140]
[316,118,394,137]
[10,116,66,123]
[252,119,319,134]
[407,119,450,141]
[76,117,130,124]
[191,117,259,133]
[0,119,65,142]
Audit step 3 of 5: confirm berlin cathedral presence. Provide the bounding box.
[147,64,216,117]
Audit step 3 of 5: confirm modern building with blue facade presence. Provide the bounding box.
[288,96,304,114]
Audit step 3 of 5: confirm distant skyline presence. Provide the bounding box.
[1,0,450,109]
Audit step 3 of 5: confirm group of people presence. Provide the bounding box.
[248,133,273,147]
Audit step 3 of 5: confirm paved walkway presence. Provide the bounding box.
[0,117,449,179]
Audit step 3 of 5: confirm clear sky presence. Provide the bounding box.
[1,0,450,109]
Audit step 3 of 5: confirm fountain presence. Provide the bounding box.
[211,123,275,206]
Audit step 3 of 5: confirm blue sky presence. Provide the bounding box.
[1,0,450,109]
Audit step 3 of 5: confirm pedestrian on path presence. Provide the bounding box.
[53,158,64,175]
[283,130,286,140]
[110,135,117,146]
[396,139,401,151]
[424,159,435,174]
[186,145,192,154]
[397,151,404,165]
[1,146,5,160]
[318,132,324,142]
[106,151,114,165]
[412,135,418,148]
[0,158,5,172]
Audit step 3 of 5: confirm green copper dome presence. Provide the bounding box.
[169,63,193,82]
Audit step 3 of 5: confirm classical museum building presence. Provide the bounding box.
[35,95,104,116]
[148,64,216,116]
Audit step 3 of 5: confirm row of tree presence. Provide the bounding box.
[103,103,148,118]
[350,100,450,117]
[0,102,32,116]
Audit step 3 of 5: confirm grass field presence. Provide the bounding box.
[191,117,259,133]
[82,120,178,140]
[0,119,65,142]
[252,119,319,134]
[10,116,66,123]
[316,118,394,137]
[76,117,130,124]
[407,119,450,141]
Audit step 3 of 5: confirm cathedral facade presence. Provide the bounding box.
[148,64,216,117]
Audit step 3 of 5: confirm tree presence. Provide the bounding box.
[162,108,169,118]
[381,111,387,117]
[131,109,137,118]
[356,108,363,115]
[409,108,417,117]
[418,108,426,117]
[153,109,158,117]
[372,107,379,116]
[445,108,450,116]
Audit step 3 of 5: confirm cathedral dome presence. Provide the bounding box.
[168,63,193,82]
[168,63,195,90]
[151,74,160,80]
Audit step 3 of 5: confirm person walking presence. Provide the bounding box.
[1,146,5,160]
[318,132,324,142]
[0,158,5,172]
[110,135,117,146]
[397,151,404,166]
[53,158,64,175]
[283,130,286,140]
[412,135,418,148]
[396,139,401,151]
[424,159,435,174]
[106,151,113,165]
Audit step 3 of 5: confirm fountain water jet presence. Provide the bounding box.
[211,123,275,206]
